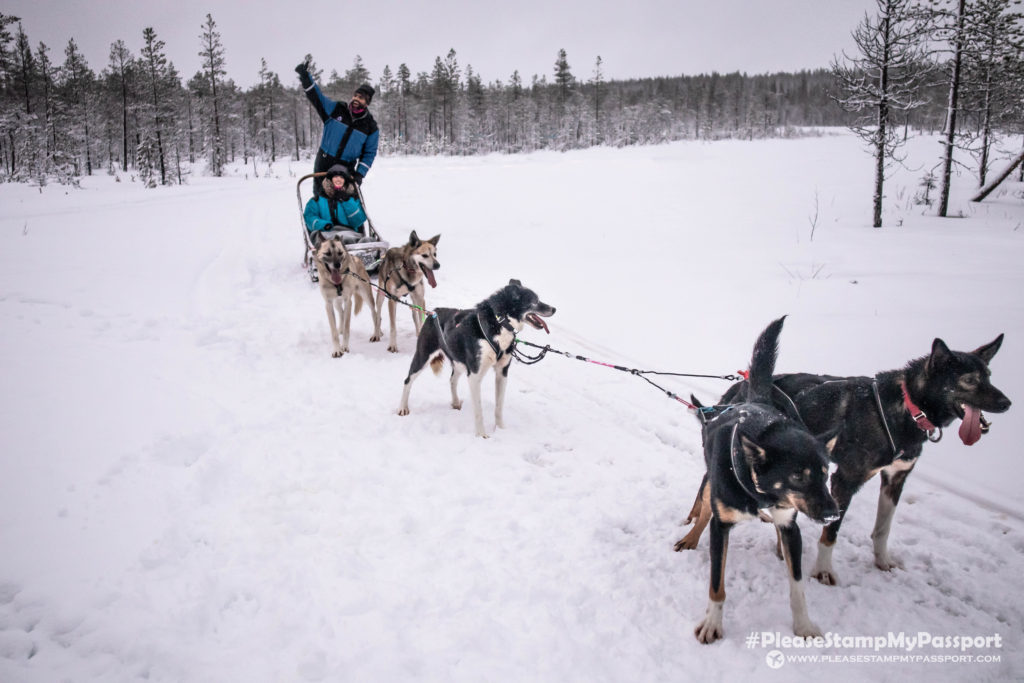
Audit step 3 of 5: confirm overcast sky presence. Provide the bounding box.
[7,0,879,89]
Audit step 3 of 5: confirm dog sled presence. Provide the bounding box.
[296,171,389,282]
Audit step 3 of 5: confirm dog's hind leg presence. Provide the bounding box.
[326,300,344,358]
[398,351,435,416]
[695,517,731,644]
[872,459,916,572]
[449,363,465,411]
[774,510,823,638]
[675,476,711,551]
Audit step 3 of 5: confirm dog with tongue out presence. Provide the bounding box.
[678,332,1012,587]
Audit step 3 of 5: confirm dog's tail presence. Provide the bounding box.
[352,280,373,317]
[747,316,786,403]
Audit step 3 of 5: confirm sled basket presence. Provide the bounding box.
[296,172,389,282]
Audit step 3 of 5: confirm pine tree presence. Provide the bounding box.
[198,13,226,176]
[139,28,171,184]
[106,39,134,172]
[591,56,604,144]
[59,39,94,177]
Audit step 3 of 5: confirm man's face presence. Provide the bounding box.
[351,92,368,110]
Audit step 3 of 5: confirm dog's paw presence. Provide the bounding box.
[451,400,462,410]
[495,418,505,429]
[397,407,410,416]
[332,350,344,358]
[793,619,823,639]
[694,619,723,644]
[874,554,904,572]
[812,569,839,586]
[369,333,382,343]
[674,534,700,552]
[387,344,399,353]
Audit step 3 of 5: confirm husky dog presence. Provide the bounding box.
[372,231,441,352]
[688,317,839,644]
[680,334,1011,587]
[397,279,555,438]
[313,236,377,358]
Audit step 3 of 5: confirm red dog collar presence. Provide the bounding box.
[901,381,937,432]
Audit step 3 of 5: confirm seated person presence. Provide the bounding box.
[303,165,372,245]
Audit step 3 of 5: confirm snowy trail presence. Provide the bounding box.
[2,135,1023,681]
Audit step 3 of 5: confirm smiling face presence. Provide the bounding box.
[923,336,1011,444]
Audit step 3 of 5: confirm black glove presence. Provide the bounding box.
[352,173,364,186]
[295,59,312,88]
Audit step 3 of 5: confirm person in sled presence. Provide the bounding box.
[303,165,372,245]
[295,57,379,196]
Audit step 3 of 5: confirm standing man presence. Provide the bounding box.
[296,57,379,195]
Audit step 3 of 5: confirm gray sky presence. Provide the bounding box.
[7,0,878,88]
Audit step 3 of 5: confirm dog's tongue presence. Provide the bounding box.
[421,264,437,288]
[330,271,344,286]
[529,314,550,334]
[959,405,983,446]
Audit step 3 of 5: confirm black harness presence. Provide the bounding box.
[476,311,516,361]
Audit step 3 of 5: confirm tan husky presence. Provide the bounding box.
[372,230,441,352]
[314,236,377,357]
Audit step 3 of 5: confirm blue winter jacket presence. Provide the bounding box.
[303,195,368,233]
[303,80,379,179]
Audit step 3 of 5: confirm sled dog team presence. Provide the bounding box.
[312,236,1011,645]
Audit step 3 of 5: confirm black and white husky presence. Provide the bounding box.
[397,279,555,438]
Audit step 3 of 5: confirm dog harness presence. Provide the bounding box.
[728,418,777,509]
[476,311,516,360]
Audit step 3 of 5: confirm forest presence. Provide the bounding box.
[0,1,1021,192]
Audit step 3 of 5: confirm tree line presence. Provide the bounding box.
[0,3,1022,207]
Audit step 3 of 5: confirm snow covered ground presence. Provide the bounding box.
[1,131,1023,682]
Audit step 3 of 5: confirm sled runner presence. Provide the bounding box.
[296,171,388,282]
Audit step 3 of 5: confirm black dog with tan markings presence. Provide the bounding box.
[688,316,839,644]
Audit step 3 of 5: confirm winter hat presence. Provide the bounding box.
[325,164,351,180]
[354,84,375,104]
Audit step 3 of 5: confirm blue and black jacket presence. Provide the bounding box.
[301,77,379,181]
[303,194,368,233]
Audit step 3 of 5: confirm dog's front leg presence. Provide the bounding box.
[695,517,731,644]
[467,372,487,438]
[872,460,916,571]
[369,287,383,343]
[386,298,399,352]
[812,470,859,586]
[410,287,426,336]
[494,360,510,429]
[775,512,822,638]
[325,300,343,358]
[340,296,352,354]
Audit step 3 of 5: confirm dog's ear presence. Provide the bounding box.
[428,234,440,246]
[739,434,767,468]
[972,333,1004,365]
[508,278,522,287]
[927,338,952,372]
[408,230,420,246]
[817,428,841,456]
